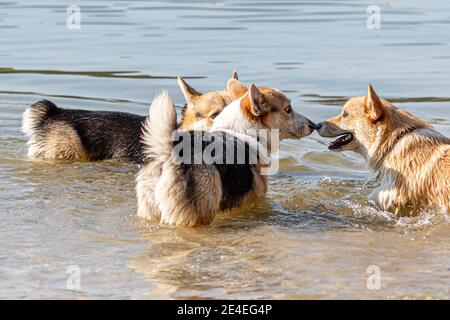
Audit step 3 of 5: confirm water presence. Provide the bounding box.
[0,0,449,299]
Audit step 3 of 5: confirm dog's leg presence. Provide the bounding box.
[369,185,398,213]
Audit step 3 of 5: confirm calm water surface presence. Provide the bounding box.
[0,0,449,299]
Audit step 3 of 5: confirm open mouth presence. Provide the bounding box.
[329,132,353,150]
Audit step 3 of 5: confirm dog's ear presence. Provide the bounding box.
[231,69,238,80]
[227,79,247,100]
[248,84,265,117]
[365,84,383,122]
[177,76,201,102]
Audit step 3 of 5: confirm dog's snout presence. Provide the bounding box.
[315,122,323,131]
[307,120,317,131]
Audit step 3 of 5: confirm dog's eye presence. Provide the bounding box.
[285,105,292,113]
[210,112,219,119]
[342,111,349,118]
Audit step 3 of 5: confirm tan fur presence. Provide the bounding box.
[136,83,316,227]
[240,94,260,122]
[178,70,239,130]
[226,81,314,140]
[137,161,223,226]
[248,167,268,197]
[30,123,88,161]
[318,85,450,214]
[179,90,234,130]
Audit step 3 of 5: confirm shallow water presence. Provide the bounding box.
[0,0,449,299]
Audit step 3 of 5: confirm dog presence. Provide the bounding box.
[317,85,449,215]
[136,79,316,226]
[21,71,239,163]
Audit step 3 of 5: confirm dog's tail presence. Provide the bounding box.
[137,91,220,226]
[141,91,177,165]
[21,100,58,136]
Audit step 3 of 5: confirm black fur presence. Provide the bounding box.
[176,131,256,211]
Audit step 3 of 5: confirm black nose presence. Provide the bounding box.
[308,120,317,130]
[315,122,323,130]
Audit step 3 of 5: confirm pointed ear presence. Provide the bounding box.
[365,84,383,122]
[226,79,247,100]
[231,69,238,80]
[248,84,265,116]
[177,76,201,102]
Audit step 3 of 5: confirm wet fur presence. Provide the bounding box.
[22,76,235,163]
[318,86,450,214]
[136,81,315,226]
[22,100,145,162]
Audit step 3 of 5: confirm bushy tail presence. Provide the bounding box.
[141,91,177,164]
[21,100,58,136]
[137,91,221,226]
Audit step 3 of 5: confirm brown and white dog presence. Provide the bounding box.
[136,79,316,226]
[317,85,450,215]
[21,72,238,163]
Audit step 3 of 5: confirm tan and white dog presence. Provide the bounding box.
[317,85,450,215]
[136,79,316,226]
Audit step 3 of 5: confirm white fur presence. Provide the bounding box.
[136,91,222,226]
[211,98,264,135]
[137,91,177,221]
[22,108,37,137]
[21,101,56,158]
[141,91,177,163]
